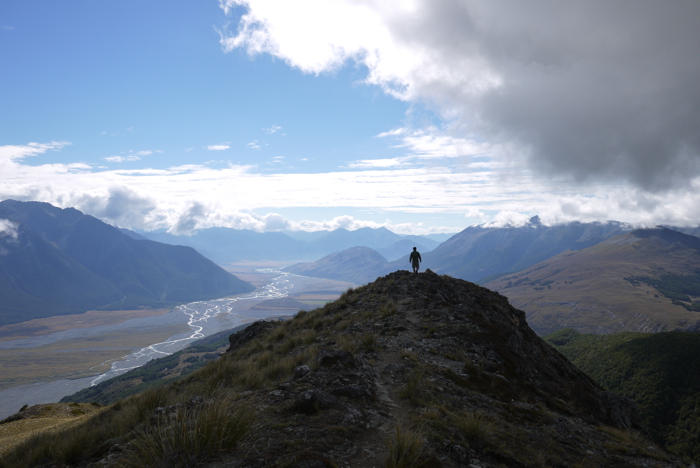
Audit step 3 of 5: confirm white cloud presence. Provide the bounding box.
[264,125,282,134]
[247,140,266,149]
[4,141,700,235]
[104,155,141,163]
[0,219,19,240]
[220,1,700,192]
[206,144,230,151]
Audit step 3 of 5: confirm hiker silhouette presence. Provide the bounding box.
[409,247,422,274]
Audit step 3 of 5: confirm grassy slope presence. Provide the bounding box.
[545,329,700,461]
[59,324,250,405]
[485,232,700,335]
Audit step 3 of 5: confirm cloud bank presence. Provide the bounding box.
[220,0,700,190]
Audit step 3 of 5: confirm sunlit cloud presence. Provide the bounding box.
[3,142,700,235]
[206,144,230,151]
[104,155,141,163]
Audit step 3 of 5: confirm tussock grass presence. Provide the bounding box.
[455,410,494,449]
[400,373,424,405]
[384,421,426,468]
[380,300,398,318]
[122,394,253,468]
[361,333,379,352]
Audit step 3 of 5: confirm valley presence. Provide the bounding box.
[0,267,352,419]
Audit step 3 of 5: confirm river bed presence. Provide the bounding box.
[0,270,351,419]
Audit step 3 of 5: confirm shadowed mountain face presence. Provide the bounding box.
[546,328,700,462]
[411,217,630,282]
[0,223,123,324]
[486,228,700,335]
[0,200,254,324]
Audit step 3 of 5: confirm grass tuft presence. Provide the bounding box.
[455,410,493,449]
[384,421,426,468]
[122,394,253,468]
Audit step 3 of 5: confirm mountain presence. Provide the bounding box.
[0,223,123,324]
[668,225,700,238]
[405,217,630,282]
[1,271,685,467]
[139,226,441,264]
[284,246,390,284]
[485,227,700,335]
[0,200,254,323]
[377,238,431,262]
[545,329,700,461]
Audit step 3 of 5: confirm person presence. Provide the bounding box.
[409,247,422,274]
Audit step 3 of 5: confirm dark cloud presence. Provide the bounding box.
[400,0,700,190]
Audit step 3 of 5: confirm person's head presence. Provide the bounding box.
[413,247,417,251]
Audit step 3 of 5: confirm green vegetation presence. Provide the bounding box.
[545,329,700,461]
[624,269,700,310]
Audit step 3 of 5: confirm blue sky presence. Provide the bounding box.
[2,1,700,235]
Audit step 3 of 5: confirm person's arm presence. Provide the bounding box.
[418,252,422,262]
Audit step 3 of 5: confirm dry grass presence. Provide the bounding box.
[384,421,426,468]
[122,394,253,468]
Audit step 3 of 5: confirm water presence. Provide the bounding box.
[0,270,346,418]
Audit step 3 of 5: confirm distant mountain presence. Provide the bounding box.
[138,226,440,264]
[485,228,700,335]
[0,200,254,324]
[376,238,431,262]
[143,228,310,263]
[545,329,700,461]
[668,225,700,238]
[284,246,390,284]
[397,217,630,282]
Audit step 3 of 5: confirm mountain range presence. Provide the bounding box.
[0,200,254,325]
[137,226,440,263]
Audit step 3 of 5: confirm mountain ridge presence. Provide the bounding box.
[0,200,254,324]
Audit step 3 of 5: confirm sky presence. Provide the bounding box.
[2,0,700,235]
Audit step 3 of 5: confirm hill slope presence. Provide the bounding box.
[545,329,700,461]
[284,246,391,284]
[406,217,629,282]
[2,270,688,467]
[485,228,700,335]
[0,200,254,323]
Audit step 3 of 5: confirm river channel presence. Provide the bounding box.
[0,270,351,419]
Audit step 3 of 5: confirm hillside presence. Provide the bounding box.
[284,246,391,284]
[545,329,700,461]
[406,217,629,282]
[0,200,254,323]
[60,325,248,406]
[485,228,700,335]
[0,271,687,468]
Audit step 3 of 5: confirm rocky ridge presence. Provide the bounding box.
[213,270,686,467]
